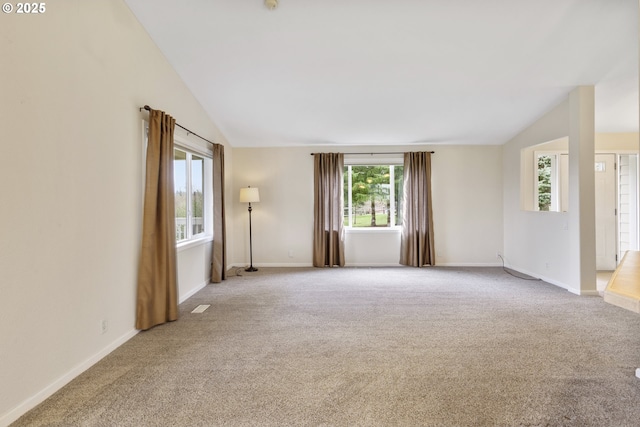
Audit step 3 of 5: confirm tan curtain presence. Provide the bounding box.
[313,153,345,267]
[136,109,179,330]
[399,152,435,267]
[211,144,226,283]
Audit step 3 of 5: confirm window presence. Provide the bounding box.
[343,165,404,227]
[174,147,207,242]
[143,121,213,245]
[520,138,569,212]
[533,152,568,212]
[536,154,555,211]
[618,154,639,256]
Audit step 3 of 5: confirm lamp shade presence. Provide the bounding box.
[239,187,260,203]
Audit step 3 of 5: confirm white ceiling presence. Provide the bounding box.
[124,0,638,147]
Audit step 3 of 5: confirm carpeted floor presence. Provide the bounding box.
[12,267,640,426]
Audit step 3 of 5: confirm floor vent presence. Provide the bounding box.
[191,304,210,314]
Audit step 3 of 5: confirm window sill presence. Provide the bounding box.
[345,227,401,234]
[176,235,213,252]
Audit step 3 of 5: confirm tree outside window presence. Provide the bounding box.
[537,155,552,211]
[344,165,403,227]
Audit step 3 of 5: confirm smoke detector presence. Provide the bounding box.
[265,0,278,10]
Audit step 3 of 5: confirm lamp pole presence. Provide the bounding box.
[246,201,257,272]
[240,186,260,272]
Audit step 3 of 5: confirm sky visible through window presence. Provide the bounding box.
[174,157,203,193]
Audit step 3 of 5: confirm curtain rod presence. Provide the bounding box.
[140,105,216,146]
[310,151,435,156]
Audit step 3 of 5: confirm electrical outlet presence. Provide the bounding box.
[496,252,501,258]
[100,319,108,335]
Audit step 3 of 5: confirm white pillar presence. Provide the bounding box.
[568,86,597,295]
[637,0,640,250]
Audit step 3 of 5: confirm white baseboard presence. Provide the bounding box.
[567,288,600,296]
[227,262,509,269]
[436,262,503,267]
[345,262,401,267]
[0,329,139,427]
[502,265,573,291]
[525,273,600,297]
[534,273,568,290]
[499,263,599,296]
[344,263,503,267]
[226,262,594,296]
[229,262,510,269]
[228,262,314,269]
[179,280,208,303]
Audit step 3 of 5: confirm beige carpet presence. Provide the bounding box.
[12,267,640,426]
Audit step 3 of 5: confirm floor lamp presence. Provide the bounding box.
[240,186,260,272]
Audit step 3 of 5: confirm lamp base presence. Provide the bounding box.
[245,266,258,272]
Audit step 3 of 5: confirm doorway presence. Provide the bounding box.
[595,153,639,273]
[595,154,617,271]
[618,154,639,258]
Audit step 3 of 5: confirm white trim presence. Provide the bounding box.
[173,129,213,158]
[173,147,212,243]
[176,235,213,252]
[345,227,401,234]
[343,163,403,228]
[344,153,403,165]
[180,280,209,303]
[228,262,511,268]
[539,276,570,290]
[596,149,640,154]
[0,329,138,427]
[533,151,564,212]
[141,119,148,197]
[567,287,601,296]
[504,265,572,291]
[498,264,601,296]
[229,262,314,269]
[345,262,402,267]
[436,262,503,267]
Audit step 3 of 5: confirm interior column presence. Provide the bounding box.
[568,85,597,295]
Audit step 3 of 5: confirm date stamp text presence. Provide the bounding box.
[3,3,46,14]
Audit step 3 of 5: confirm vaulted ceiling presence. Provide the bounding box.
[124,0,638,147]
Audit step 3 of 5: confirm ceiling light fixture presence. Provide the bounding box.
[264,0,278,10]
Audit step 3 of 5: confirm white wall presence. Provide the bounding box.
[432,145,504,266]
[232,147,315,267]
[595,132,640,152]
[0,1,233,424]
[519,133,638,213]
[173,130,218,303]
[231,145,503,268]
[177,240,214,303]
[503,100,572,287]
[503,91,632,293]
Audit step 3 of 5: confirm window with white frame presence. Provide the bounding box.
[535,153,556,211]
[520,138,569,212]
[343,164,404,228]
[534,151,568,212]
[173,147,209,242]
[143,121,212,244]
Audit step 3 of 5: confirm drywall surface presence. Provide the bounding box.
[0,1,232,424]
[231,145,503,267]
